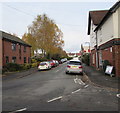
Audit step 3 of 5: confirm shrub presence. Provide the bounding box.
[67,57,73,60]
[81,53,90,66]
[5,63,22,72]
[31,59,37,63]
[31,62,39,68]
[21,63,32,70]
[3,63,33,72]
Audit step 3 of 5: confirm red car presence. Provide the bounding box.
[48,60,56,67]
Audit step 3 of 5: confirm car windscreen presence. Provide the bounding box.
[40,63,47,66]
[68,61,81,65]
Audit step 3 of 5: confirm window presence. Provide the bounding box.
[19,44,21,53]
[19,56,21,60]
[28,57,31,63]
[12,43,16,51]
[110,47,112,52]
[68,61,81,65]
[99,28,102,42]
[24,46,26,52]
[12,57,16,63]
[24,57,26,63]
[6,56,9,63]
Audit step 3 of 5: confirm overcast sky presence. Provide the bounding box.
[0,0,117,53]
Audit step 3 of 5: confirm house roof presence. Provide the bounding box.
[68,53,75,55]
[94,1,120,31]
[0,30,31,47]
[87,10,108,35]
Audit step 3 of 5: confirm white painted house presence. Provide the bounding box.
[88,1,120,77]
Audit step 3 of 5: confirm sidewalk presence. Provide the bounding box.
[83,64,120,91]
[2,67,38,81]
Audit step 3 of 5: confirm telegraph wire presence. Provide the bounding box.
[3,4,35,17]
[3,3,82,27]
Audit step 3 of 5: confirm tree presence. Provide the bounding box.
[22,33,37,56]
[22,14,64,57]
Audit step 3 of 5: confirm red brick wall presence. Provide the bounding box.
[91,45,120,77]
[0,39,2,67]
[101,47,114,66]
[114,45,120,77]
[3,39,31,66]
[90,49,97,68]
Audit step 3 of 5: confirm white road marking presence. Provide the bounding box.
[84,85,89,88]
[74,78,85,85]
[78,79,85,85]
[78,79,82,84]
[116,94,120,98]
[74,78,78,83]
[9,108,27,113]
[72,89,81,94]
[47,96,63,103]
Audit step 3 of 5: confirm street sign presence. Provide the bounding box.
[105,66,113,75]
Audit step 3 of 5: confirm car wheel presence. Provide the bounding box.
[66,71,68,74]
[80,72,83,75]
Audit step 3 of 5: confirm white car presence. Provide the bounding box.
[38,62,51,70]
[65,59,83,75]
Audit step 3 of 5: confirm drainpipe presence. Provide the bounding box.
[95,31,99,69]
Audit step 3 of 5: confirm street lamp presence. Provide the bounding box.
[85,42,90,53]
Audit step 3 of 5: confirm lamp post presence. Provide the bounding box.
[85,42,90,53]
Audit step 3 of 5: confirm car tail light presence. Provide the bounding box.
[79,66,83,68]
[67,65,71,68]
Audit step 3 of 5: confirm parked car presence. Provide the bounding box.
[58,60,62,64]
[65,59,83,75]
[48,60,56,67]
[61,58,67,63]
[54,60,59,66]
[38,61,51,70]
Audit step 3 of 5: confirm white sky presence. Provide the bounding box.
[0,0,117,53]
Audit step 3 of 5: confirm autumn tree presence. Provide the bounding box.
[22,14,64,58]
[22,33,37,56]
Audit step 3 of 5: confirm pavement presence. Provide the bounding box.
[2,67,38,81]
[83,64,120,92]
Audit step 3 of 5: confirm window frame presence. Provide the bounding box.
[6,56,9,63]
[12,56,16,63]
[11,43,16,51]
[24,57,26,63]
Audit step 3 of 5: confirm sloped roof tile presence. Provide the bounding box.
[0,30,31,47]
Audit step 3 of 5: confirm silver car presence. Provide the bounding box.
[65,59,83,75]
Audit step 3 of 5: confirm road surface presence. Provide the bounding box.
[2,62,119,112]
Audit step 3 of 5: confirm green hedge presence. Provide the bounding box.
[81,53,90,66]
[31,62,39,68]
[3,62,38,73]
[4,63,22,72]
[67,57,73,60]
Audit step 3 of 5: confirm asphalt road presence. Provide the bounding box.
[2,62,119,112]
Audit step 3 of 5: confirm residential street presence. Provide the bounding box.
[2,62,119,112]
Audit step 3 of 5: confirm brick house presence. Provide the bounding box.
[88,1,120,77]
[0,30,31,69]
[67,53,81,57]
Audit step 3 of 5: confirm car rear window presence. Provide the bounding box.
[40,63,47,66]
[69,61,81,65]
